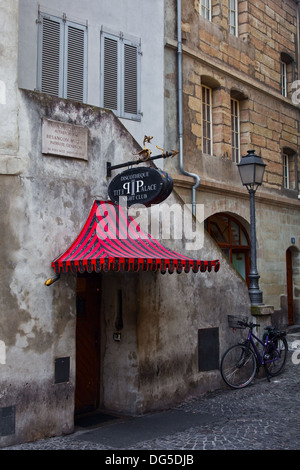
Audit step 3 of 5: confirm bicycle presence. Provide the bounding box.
[220,315,288,389]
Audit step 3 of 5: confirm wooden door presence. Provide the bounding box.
[286,249,294,325]
[75,274,101,415]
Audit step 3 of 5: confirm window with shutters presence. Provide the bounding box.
[37,13,87,102]
[100,31,141,121]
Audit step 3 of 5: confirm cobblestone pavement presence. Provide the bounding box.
[3,336,300,451]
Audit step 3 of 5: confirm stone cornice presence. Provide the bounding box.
[171,173,300,210]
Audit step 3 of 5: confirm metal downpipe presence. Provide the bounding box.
[177,0,200,217]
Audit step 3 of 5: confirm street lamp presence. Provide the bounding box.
[237,150,266,305]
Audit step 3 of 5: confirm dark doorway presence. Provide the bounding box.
[286,248,294,325]
[75,273,101,415]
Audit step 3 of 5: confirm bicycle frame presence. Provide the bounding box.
[245,329,280,367]
[221,317,288,389]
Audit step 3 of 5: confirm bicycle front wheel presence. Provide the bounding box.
[220,344,257,389]
[264,336,288,377]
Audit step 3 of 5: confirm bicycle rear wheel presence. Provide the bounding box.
[220,344,257,389]
[264,336,288,377]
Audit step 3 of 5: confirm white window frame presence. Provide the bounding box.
[231,98,240,163]
[283,153,290,188]
[202,85,213,155]
[100,30,141,121]
[281,61,287,97]
[229,0,238,36]
[200,0,211,21]
[37,12,87,102]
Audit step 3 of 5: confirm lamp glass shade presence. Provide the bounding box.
[238,150,266,188]
[254,164,265,185]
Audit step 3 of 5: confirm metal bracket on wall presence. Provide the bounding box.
[45,274,60,286]
[107,149,178,178]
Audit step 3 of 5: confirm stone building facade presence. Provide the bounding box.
[164,0,300,326]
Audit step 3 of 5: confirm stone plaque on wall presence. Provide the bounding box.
[42,119,88,160]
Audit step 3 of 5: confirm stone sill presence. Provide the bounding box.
[251,305,275,316]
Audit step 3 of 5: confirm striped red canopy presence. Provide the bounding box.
[52,200,220,275]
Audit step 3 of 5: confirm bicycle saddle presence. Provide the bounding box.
[264,326,275,332]
[264,325,286,338]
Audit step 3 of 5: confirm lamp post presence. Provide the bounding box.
[237,150,266,305]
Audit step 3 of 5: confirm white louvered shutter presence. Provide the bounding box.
[103,35,119,112]
[40,16,63,97]
[65,22,87,102]
[101,31,140,120]
[38,14,87,102]
[123,42,138,117]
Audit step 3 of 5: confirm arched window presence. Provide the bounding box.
[206,213,250,285]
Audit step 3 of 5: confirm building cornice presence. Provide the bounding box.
[171,173,300,210]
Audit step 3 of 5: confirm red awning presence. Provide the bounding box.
[52,200,220,275]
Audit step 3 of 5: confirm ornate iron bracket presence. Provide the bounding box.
[106,136,178,177]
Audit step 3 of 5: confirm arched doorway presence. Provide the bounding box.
[206,213,250,286]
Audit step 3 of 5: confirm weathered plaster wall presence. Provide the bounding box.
[99,189,250,415]
[100,254,250,416]
[0,0,21,172]
[0,88,253,447]
[0,89,140,445]
[135,205,250,412]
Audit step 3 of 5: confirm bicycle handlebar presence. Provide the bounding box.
[228,316,261,330]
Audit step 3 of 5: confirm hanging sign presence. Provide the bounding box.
[108,166,173,207]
